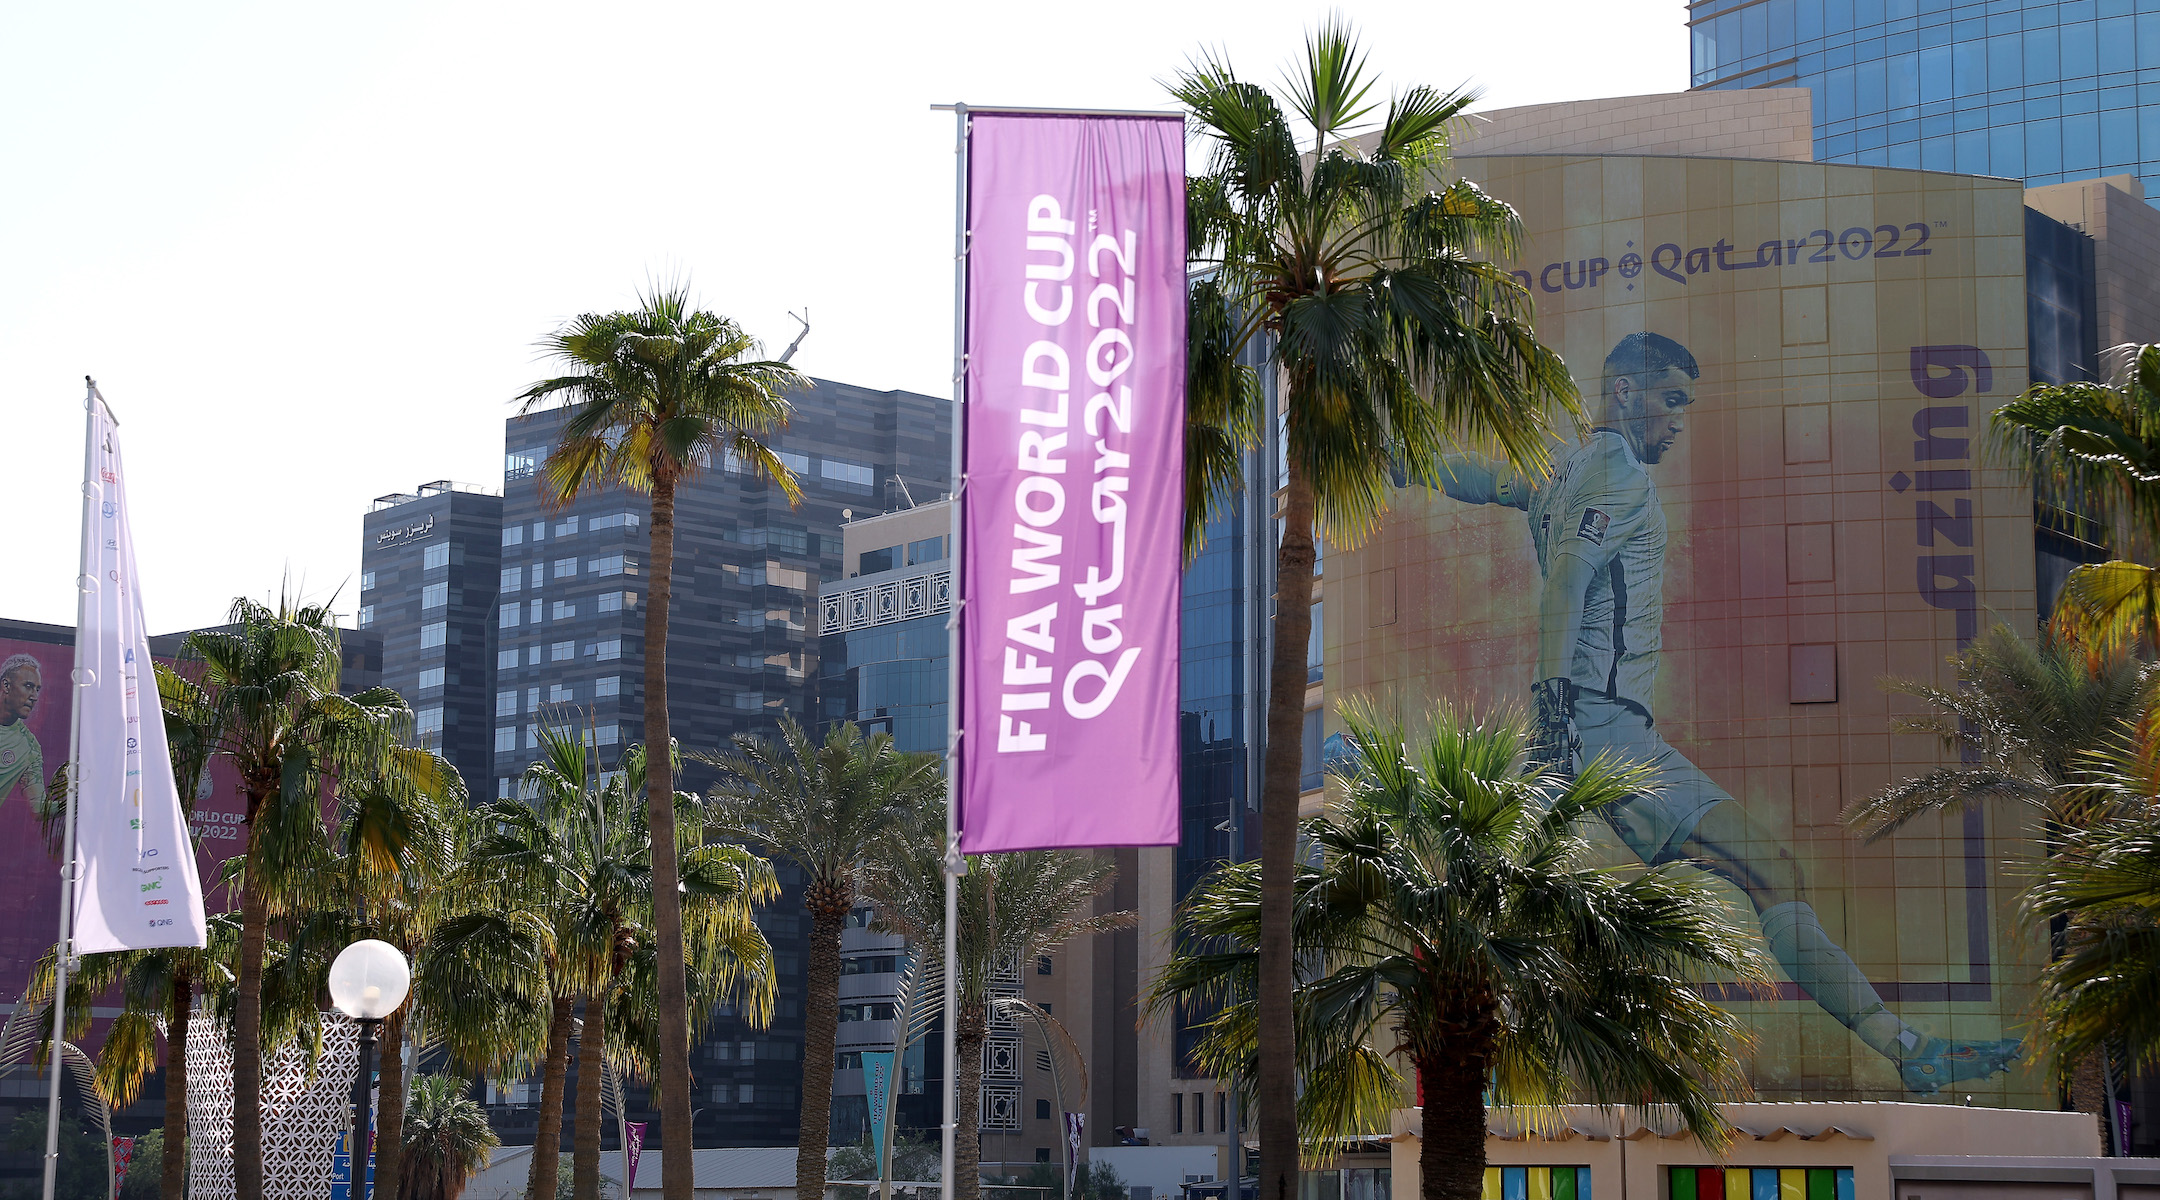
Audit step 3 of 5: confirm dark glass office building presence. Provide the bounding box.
[1692,0,2160,199]
[359,481,505,798]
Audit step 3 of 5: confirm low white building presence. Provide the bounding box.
[464,1146,801,1200]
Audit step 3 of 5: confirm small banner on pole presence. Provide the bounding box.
[624,1122,645,1191]
[1063,1112,1085,1193]
[959,110,1186,852]
[861,1051,895,1169]
[72,397,207,952]
[112,1136,135,1194]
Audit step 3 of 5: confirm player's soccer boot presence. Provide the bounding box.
[1897,1036,2021,1095]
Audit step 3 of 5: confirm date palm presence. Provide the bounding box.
[402,1074,502,1200]
[866,805,1134,1200]
[700,716,940,1200]
[1992,343,2160,643]
[1172,24,1578,1196]
[477,728,775,1200]
[518,287,803,1200]
[1152,699,1762,1200]
[180,597,452,1200]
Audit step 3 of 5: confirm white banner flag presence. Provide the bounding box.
[72,399,206,952]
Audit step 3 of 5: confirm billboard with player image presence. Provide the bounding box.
[0,632,247,1013]
[1326,155,2048,1103]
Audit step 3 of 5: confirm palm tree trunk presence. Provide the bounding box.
[1257,464,1317,1200]
[954,1004,987,1200]
[1415,1057,1487,1200]
[526,996,576,1200]
[643,474,695,1200]
[797,903,847,1200]
[163,971,191,1200]
[375,1006,409,1200]
[573,1000,604,1200]
[234,874,272,1200]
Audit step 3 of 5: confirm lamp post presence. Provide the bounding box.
[329,940,412,1200]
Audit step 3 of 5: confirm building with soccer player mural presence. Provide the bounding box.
[1329,127,2069,1108]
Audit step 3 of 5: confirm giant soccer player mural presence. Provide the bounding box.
[1328,155,2054,1103]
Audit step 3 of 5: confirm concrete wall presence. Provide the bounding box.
[1390,1103,2106,1200]
[2025,175,2160,353]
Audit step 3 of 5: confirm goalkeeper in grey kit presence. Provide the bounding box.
[1434,331,2016,1094]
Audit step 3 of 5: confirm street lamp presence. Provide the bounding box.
[329,940,411,1200]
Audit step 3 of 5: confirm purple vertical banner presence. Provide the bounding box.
[624,1122,646,1191]
[960,110,1186,852]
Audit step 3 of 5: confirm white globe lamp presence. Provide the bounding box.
[330,939,408,1200]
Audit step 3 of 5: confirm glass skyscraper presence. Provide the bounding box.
[1693,0,2160,199]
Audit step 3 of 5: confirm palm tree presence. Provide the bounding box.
[700,717,941,1200]
[180,597,453,1200]
[2023,790,2160,1078]
[867,807,1134,1200]
[1845,617,2156,842]
[517,286,804,1200]
[1151,699,1764,1200]
[475,728,776,1200]
[1171,25,1580,1194]
[402,1074,503,1200]
[1992,343,2160,642]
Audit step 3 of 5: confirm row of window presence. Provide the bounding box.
[855,536,946,577]
[1694,0,2160,84]
[499,590,637,629]
[487,639,625,671]
[499,513,640,546]
[495,678,623,716]
[495,722,622,753]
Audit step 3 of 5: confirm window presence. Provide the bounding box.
[497,777,514,799]
[778,451,810,475]
[1036,1099,1052,1120]
[500,604,521,629]
[526,687,540,713]
[735,610,767,629]
[597,591,634,613]
[1172,1093,1183,1134]
[357,605,374,629]
[1039,1003,1051,1015]
[423,542,450,570]
[415,706,444,741]
[554,557,578,579]
[551,641,575,662]
[1301,707,1324,791]
[555,516,579,537]
[497,690,518,717]
[422,582,448,609]
[838,1002,896,1022]
[506,448,540,480]
[766,525,808,554]
[1218,1093,1227,1133]
[845,906,876,929]
[588,555,636,577]
[836,1051,864,1071]
[1308,600,1325,683]
[495,726,517,753]
[501,566,522,593]
[588,512,640,531]
[820,456,876,492]
[503,526,524,547]
[420,622,447,649]
[529,599,542,624]
[527,646,541,666]
[858,547,896,575]
[596,639,622,661]
[1036,955,1053,976]
[595,725,620,745]
[498,648,519,670]
[740,565,767,587]
[417,667,445,692]
[907,536,944,565]
[738,1084,755,1104]
[1036,1051,1052,1072]
[550,684,573,703]
[532,521,546,541]
[840,955,898,976]
[733,691,764,710]
[553,601,576,621]
[526,724,539,749]
[1194,1091,1206,1132]
[1035,1148,1051,1163]
[595,676,620,698]
[360,570,377,591]
[739,1042,756,1062]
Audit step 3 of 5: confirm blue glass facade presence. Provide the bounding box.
[819,613,949,754]
[1693,0,2160,198]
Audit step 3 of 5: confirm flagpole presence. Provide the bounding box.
[934,99,970,1200]
[46,378,102,1200]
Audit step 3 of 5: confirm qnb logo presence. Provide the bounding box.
[1890,345,1990,649]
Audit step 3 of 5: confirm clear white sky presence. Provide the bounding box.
[1,1,1689,633]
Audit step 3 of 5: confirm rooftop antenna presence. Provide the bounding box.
[778,309,811,363]
[891,475,917,509]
